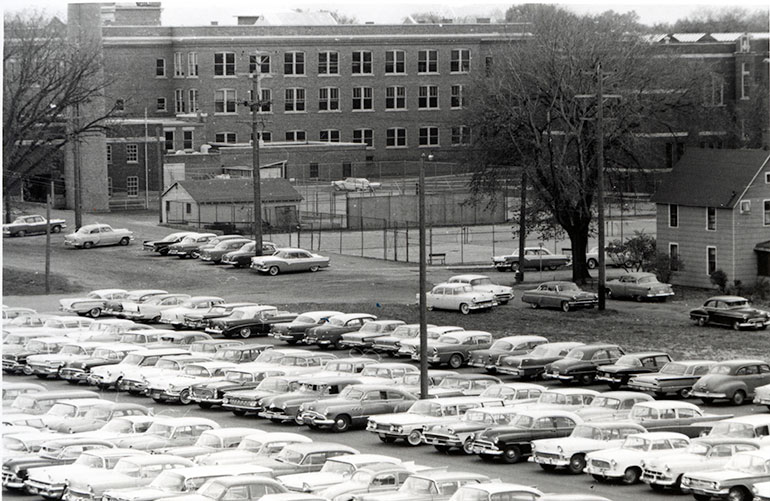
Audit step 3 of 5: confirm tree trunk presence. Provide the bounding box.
[3,185,13,224]
[568,229,591,285]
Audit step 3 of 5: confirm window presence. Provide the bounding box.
[215,89,237,114]
[106,145,112,164]
[386,128,407,148]
[259,131,272,143]
[309,163,319,178]
[342,162,352,177]
[318,51,339,75]
[707,74,724,106]
[766,172,770,184]
[741,63,750,99]
[188,89,198,112]
[451,126,471,146]
[164,130,174,151]
[707,246,717,275]
[173,52,183,77]
[285,130,306,142]
[187,52,198,77]
[352,87,373,111]
[353,129,373,147]
[284,51,305,75]
[285,88,305,112]
[740,200,751,214]
[183,130,193,150]
[126,176,139,197]
[249,54,270,74]
[418,85,439,109]
[319,87,339,111]
[668,204,678,228]
[214,52,235,76]
[450,85,466,109]
[320,130,340,142]
[185,203,191,214]
[764,200,770,226]
[385,86,406,110]
[485,55,493,76]
[256,89,271,113]
[418,49,438,73]
[174,89,185,113]
[450,49,470,73]
[108,177,113,196]
[156,97,166,112]
[214,133,237,143]
[155,58,166,77]
[707,207,716,231]
[352,50,372,75]
[126,144,138,163]
[669,243,679,272]
[115,99,125,112]
[385,50,405,74]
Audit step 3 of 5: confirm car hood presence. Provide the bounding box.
[110,434,168,449]
[534,437,606,453]
[372,413,451,427]
[195,450,260,466]
[645,453,715,472]
[160,445,214,458]
[147,374,200,388]
[103,486,173,501]
[687,469,751,483]
[303,397,356,412]
[574,408,627,421]
[68,471,133,493]
[46,417,102,433]
[263,392,320,408]
[26,464,91,485]
[318,480,368,499]
[598,364,636,374]
[27,353,89,364]
[279,471,346,491]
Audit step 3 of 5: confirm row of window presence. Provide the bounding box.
[668,243,719,276]
[243,126,471,148]
[155,49,472,79]
[668,200,770,229]
[107,176,139,197]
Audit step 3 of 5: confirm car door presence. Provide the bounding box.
[706,300,728,325]
[293,251,313,271]
[30,216,46,232]
[360,390,389,417]
[738,364,765,394]
[530,284,548,307]
[757,365,770,390]
[99,226,118,245]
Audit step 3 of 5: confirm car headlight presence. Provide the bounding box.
[393,426,403,433]
[610,459,617,468]
[557,445,563,454]
[281,403,288,410]
[681,477,691,486]
[640,460,646,468]
[664,464,671,473]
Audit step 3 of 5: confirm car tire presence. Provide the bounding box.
[309,265,320,272]
[605,289,613,299]
[232,409,246,416]
[119,237,130,246]
[561,302,571,312]
[608,382,621,391]
[426,305,434,311]
[378,434,397,444]
[510,262,520,272]
[621,466,641,485]
[448,354,464,369]
[268,266,280,276]
[578,373,594,385]
[727,486,750,501]
[530,302,539,309]
[88,307,101,318]
[459,303,471,315]
[733,321,742,331]
[696,317,707,327]
[501,445,522,464]
[568,453,586,474]
[587,259,598,269]
[332,415,351,432]
[406,430,423,446]
[539,464,557,472]
[51,226,62,233]
[238,327,252,339]
[159,247,169,256]
[462,438,474,455]
[232,262,241,268]
[178,389,192,405]
[191,251,200,259]
[731,390,746,405]
[17,230,26,237]
[82,242,93,249]
[547,265,559,271]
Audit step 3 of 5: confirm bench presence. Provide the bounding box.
[428,253,446,265]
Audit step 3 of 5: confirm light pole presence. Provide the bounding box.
[418,152,433,399]
[241,65,268,256]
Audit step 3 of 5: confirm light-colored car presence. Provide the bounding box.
[160,475,287,501]
[218,442,360,477]
[117,354,212,394]
[277,454,401,493]
[251,248,330,276]
[355,469,489,501]
[422,406,524,454]
[690,359,770,405]
[3,336,73,374]
[412,330,494,369]
[3,389,99,416]
[109,417,220,451]
[492,246,571,272]
[627,359,717,398]
[428,374,502,398]
[627,400,728,438]
[120,293,192,322]
[446,483,542,501]
[1,382,45,404]
[424,283,497,315]
[331,177,381,191]
[25,341,104,378]
[87,347,189,390]
[584,431,690,484]
[586,246,630,269]
[467,335,549,373]
[680,447,770,500]
[64,223,133,248]
[393,326,460,358]
[167,233,218,259]
[318,463,425,501]
[3,214,67,236]
[199,238,253,264]
[446,275,514,304]
[754,383,770,409]
[58,342,144,384]
[605,272,675,302]
[3,315,94,339]
[161,427,257,459]
[1,306,37,321]
[45,401,151,434]
[75,415,158,442]
[521,281,598,312]
[159,297,226,329]
[339,320,406,349]
[145,361,237,404]
[704,414,770,444]
[103,289,169,317]
[572,390,654,421]
[59,290,129,318]
[195,432,312,466]
[65,319,149,343]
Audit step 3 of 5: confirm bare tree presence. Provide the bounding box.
[461,6,715,283]
[652,7,770,33]
[3,10,118,222]
[323,10,358,25]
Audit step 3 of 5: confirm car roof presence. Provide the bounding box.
[283,442,357,454]
[449,274,492,281]
[348,384,412,393]
[707,295,750,302]
[717,414,770,425]
[492,382,547,390]
[596,391,654,400]
[119,455,194,466]
[445,374,500,381]
[536,281,577,287]
[151,417,219,427]
[628,431,689,440]
[414,470,488,481]
[328,313,377,321]
[462,483,542,495]
[439,330,492,339]
[543,388,600,396]
[635,400,702,410]
[86,448,150,458]
[580,421,646,430]
[186,361,238,369]
[165,464,274,478]
[200,427,256,437]
[494,335,548,343]
[620,352,670,358]
[619,272,656,278]
[13,390,99,400]
[295,375,363,385]
[714,359,768,367]
[132,348,190,356]
[275,247,314,253]
[665,360,718,366]
[427,396,506,405]
[205,475,283,487]
[365,363,418,370]
[47,397,104,406]
[2,382,45,390]
[734,448,770,460]
[224,344,271,352]
[571,343,621,351]
[516,409,583,419]
[328,454,400,465]
[693,437,761,447]
[470,407,522,416]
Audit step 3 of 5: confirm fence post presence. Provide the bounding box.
[492,225,495,258]
[383,220,388,261]
[405,223,409,263]
[360,214,364,257]
[393,221,398,262]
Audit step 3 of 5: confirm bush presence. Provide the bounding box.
[709,269,729,293]
[653,252,683,284]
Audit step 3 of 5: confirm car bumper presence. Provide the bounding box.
[271,332,303,342]
[147,388,181,401]
[690,391,728,399]
[2,359,25,372]
[753,395,770,405]
[24,480,66,498]
[641,469,677,486]
[531,453,570,467]
[596,374,625,384]
[300,411,335,427]
[59,368,89,382]
[251,263,271,272]
[63,489,96,501]
[543,372,576,382]
[469,442,503,456]
[366,421,409,438]
[422,434,462,447]
[584,464,624,478]
[258,409,294,421]
[27,364,61,376]
[222,399,262,412]
[64,240,82,247]
[117,379,147,393]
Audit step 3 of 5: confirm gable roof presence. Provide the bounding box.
[651,149,770,208]
[163,178,302,204]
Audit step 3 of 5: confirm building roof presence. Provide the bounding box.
[651,149,770,208]
[164,178,302,204]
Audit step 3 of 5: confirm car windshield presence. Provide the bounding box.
[638,276,658,284]
[99,419,134,433]
[198,481,227,500]
[60,345,85,355]
[113,461,141,477]
[238,438,263,451]
[709,422,755,438]
[327,317,347,327]
[321,460,354,475]
[10,395,36,410]
[294,315,318,324]
[571,425,606,440]
[728,454,769,474]
[156,359,180,370]
[538,393,565,404]
[340,387,365,400]
[226,310,250,320]
[490,340,514,351]
[120,354,144,365]
[687,442,712,456]
[74,454,104,468]
[195,434,223,448]
[464,410,497,424]
[225,371,253,383]
[120,334,147,344]
[622,436,651,450]
[470,278,493,286]
[23,340,48,351]
[590,397,621,409]
[437,335,460,345]
[92,349,121,360]
[275,448,304,465]
[616,356,643,367]
[659,363,687,375]
[560,283,580,291]
[401,374,421,385]
[255,351,283,364]
[149,470,185,491]
[351,470,375,484]
[566,349,586,360]
[400,477,434,494]
[2,437,26,451]
[630,406,658,420]
[439,377,470,389]
[510,415,535,428]
[392,327,418,339]
[179,236,197,245]
[146,423,175,437]
[257,378,290,392]
[726,299,751,308]
[184,366,212,377]
[47,403,77,417]
[409,401,443,416]
[358,323,382,333]
[5,335,26,345]
[84,406,112,420]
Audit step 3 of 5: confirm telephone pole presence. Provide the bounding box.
[248,68,264,256]
[596,61,606,311]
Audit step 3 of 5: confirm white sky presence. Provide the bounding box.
[4,0,768,27]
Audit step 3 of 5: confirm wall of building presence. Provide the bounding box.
[733,169,770,284]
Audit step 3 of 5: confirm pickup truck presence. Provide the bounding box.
[3,215,67,237]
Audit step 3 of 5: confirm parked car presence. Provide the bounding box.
[479,382,546,404]
[413,330,493,369]
[446,483,542,501]
[25,341,106,378]
[109,417,220,450]
[531,421,647,474]
[595,351,673,389]
[467,335,548,373]
[338,320,406,350]
[167,233,218,259]
[584,431,690,484]
[87,347,189,390]
[47,401,151,434]
[318,358,379,377]
[221,241,277,268]
[680,448,770,501]
[3,214,67,236]
[543,343,625,385]
[195,432,312,466]
[103,290,169,317]
[422,406,523,453]
[117,354,213,394]
[251,248,330,275]
[3,389,99,416]
[142,231,196,255]
[492,246,571,272]
[428,374,502,398]
[227,442,359,477]
[425,283,497,315]
[754,383,770,410]
[182,302,259,329]
[628,360,718,398]
[627,400,727,437]
[145,361,238,404]
[705,414,770,443]
[370,324,435,356]
[393,326,461,358]
[354,470,489,501]
[3,335,73,374]
[159,297,226,329]
[4,315,94,339]
[166,475,288,501]
[58,343,143,384]
[59,289,128,318]
[1,382,45,404]
[150,331,214,348]
[277,454,401,493]
[2,306,37,321]
[397,370,459,395]
[331,177,381,191]
[259,376,362,424]
[521,281,598,312]
[586,246,630,269]
[211,345,270,364]
[270,311,344,345]
[318,462,424,501]
[206,306,298,339]
[199,238,253,264]
[76,415,158,442]
[446,275,514,305]
[689,295,770,330]
[573,391,654,422]
[190,365,277,408]
[605,272,675,302]
[64,224,133,248]
[188,339,243,356]
[304,313,377,349]
[161,427,257,459]
[690,359,770,405]
[120,293,192,322]
[495,341,585,379]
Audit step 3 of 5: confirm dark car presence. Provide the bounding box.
[521,281,598,312]
[467,335,549,373]
[595,351,673,390]
[304,313,377,349]
[495,342,585,379]
[689,295,770,330]
[221,375,300,416]
[258,376,363,424]
[167,233,218,258]
[199,238,253,264]
[142,232,195,255]
[211,345,271,364]
[221,241,277,268]
[543,343,625,385]
[270,310,344,345]
[190,365,278,409]
[206,306,298,339]
[58,343,142,384]
[182,302,259,329]
[690,359,770,405]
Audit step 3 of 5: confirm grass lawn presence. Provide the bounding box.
[2,267,83,295]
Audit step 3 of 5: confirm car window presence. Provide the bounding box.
[364,391,382,401]
[736,443,759,453]
[677,408,696,418]
[760,365,770,374]
[693,365,711,376]
[387,391,405,400]
[659,408,676,419]
[534,417,553,429]
[756,426,770,437]
[554,417,575,428]
[222,485,249,500]
[670,439,689,449]
[591,351,609,362]
[302,453,325,465]
[436,482,460,495]
[620,399,636,410]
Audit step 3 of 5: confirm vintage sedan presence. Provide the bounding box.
[166,233,218,258]
[109,417,220,451]
[163,475,287,501]
[331,177,381,191]
[2,382,45,404]
[428,374,502,398]
[467,335,548,373]
[182,302,259,329]
[627,400,728,437]
[298,384,417,432]
[59,343,143,384]
[103,289,169,317]
[446,483,542,501]
[628,360,717,398]
[121,293,192,322]
[584,431,690,484]
[495,341,585,379]
[87,347,189,390]
[277,454,401,493]
[338,320,406,350]
[318,462,424,501]
[706,415,770,443]
[225,442,359,477]
[199,238,253,264]
[59,289,128,318]
[211,345,270,364]
[690,359,770,405]
[304,313,377,349]
[605,272,675,302]
[117,354,213,394]
[220,377,309,416]
[64,223,133,248]
[161,427,256,459]
[190,365,276,408]
[680,448,770,501]
[145,361,238,404]
[3,336,73,374]
[586,246,631,269]
[354,470,489,501]
[25,341,106,378]
[4,315,94,339]
[397,370,458,395]
[206,306,298,339]
[158,297,226,329]
[251,248,330,275]
[413,330,494,369]
[690,295,770,330]
[425,283,497,315]
[573,391,654,422]
[446,275,514,305]
[595,351,673,389]
[370,324,436,356]
[492,246,571,272]
[521,281,598,312]
[422,406,523,453]
[3,214,66,236]
[754,383,770,409]
[270,311,344,345]
[3,389,99,416]
[47,401,150,434]
[259,376,362,424]
[188,339,243,356]
[150,331,214,348]
[468,410,584,463]
[393,326,461,358]
[195,432,312,466]
[221,241,277,268]
[531,421,647,474]
[641,437,760,493]
[543,343,625,385]
[142,231,196,255]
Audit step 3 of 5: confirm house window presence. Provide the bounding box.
[669,204,678,228]
[706,207,717,231]
[155,58,166,77]
[386,128,407,148]
[249,54,270,74]
[215,89,237,114]
[766,172,770,184]
[258,89,272,113]
[450,49,471,73]
[319,87,339,111]
[385,50,405,74]
[343,162,352,177]
[156,97,166,112]
[126,176,139,197]
[451,126,471,146]
[164,130,174,151]
[419,126,439,147]
[318,51,339,75]
[173,52,183,77]
[183,130,193,150]
[741,63,750,99]
[707,74,724,106]
[352,87,373,111]
[259,131,272,143]
[418,49,438,73]
[285,88,305,112]
[320,130,340,142]
[126,144,138,163]
[385,86,406,110]
[353,128,373,147]
[285,130,306,142]
[187,52,198,77]
[740,200,751,214]
[108,177,113,196]
[106,145,112,164]
[115,99,125,112]
[284,51,305,75]
[669,243,679,271]
[352,50,372,75]
[485,55,493,76]
[309,163,319,178]
[215,132,237,143]
[185,203,191,214]
[188,89,198,112]
[451,85,466,109]
[707,246,717,275]
[418,85,439,109]
[174,89,185,113]
[764,200,770,226]
[214,52,235,76]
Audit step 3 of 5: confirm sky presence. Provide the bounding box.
[4,0,768,27]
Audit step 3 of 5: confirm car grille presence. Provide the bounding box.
[59,368,86,378]
[590,459,611,470]
[471,440,497,452]
[687,479,717,490]
[65,489,93,501]
[192,387,215,399]
[3,354,18,361]
[224,397,258,408]
[641,468,668,482]
[305,334,318,343]
[2,469,21,484]
[534,452,561,461]
[370,422,392,432]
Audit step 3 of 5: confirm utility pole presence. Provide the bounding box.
[73,103,82,229]
[248,69,264,256]
[517,168,527,282]
[156,125,164,223]
[418,152,433,399]
[45,181,53,294]
[144,108,150,209]
[596,61,606,311]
